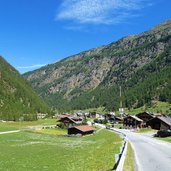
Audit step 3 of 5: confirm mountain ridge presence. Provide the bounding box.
[24,19,171,112]
[0,56,50,120]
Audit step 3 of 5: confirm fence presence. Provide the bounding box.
[110,129,127,171]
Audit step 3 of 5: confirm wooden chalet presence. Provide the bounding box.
[37,113,47,119]
[115,116,123,124]
[88,112,96,118]
[123,115,143,129]
[105,113,115,123]
[88,112,105,119]
[146,116,171,130]
[58,116,82,127]
[136,112,154,127]
[68,125,95,135]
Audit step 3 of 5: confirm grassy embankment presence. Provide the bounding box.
[135,128,157,134]
[0,127,121,171]
[155,137,171,143]
[134,127,171,143]
[123,143,135,171]
[134,128,171,143]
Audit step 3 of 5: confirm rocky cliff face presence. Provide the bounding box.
[24,19,171,111]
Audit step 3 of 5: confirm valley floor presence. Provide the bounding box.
[0,121,121,171]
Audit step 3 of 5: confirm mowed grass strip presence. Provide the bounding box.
[156,137,171,143]
[123,142,135,171]
[0,129,121,171]
[135,128,157,134]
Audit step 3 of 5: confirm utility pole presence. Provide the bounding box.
[120,86,122,109]
[119,86,124,117]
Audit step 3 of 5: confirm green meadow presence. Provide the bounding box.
[0,119,56,132]
[0,127,121,171]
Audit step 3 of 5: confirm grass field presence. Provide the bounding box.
[0,118,56,132]
[123,143,135,171]
[0,122,18,132]
[34,128,67,135]
[0,128,121,171]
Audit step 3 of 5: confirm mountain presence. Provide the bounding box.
[0,56,50,121]
[24,19,171,113]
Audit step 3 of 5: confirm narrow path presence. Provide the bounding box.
[96,127,103,133]
[0,130,20,135]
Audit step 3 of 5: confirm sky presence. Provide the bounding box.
[0,0,171,73]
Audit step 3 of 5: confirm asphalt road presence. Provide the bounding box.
[115,129,171,171]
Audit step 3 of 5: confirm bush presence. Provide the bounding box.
[94,118,107,124]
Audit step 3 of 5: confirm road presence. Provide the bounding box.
[114,129,171,171]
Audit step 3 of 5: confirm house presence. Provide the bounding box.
[88,112,96,118]
[136,112,154,127]
[115,116,123,124]
[88,112,105,119]
[75,112,84,117]
[37,113,47,119]
[57,116,82,127]
[123,115,143,129]
[105,113,123,123]
[146,116,171,130]
[68,125,95,135]
[75,112,89,117]
[105,113,115,123]
[95,113,105,120]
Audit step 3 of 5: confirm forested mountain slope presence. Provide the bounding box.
[0,56,50,120]
[24,19,171,112]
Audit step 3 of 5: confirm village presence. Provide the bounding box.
[48,110,171,137]
[0,0,171,170]
[51,87,171,137]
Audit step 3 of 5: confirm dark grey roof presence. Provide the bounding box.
[131,115,143,122]
[136,112,154,116]
[159,116,171,126]
[125,115,143,122]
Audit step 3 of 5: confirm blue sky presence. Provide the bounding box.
[0,0,171,73]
